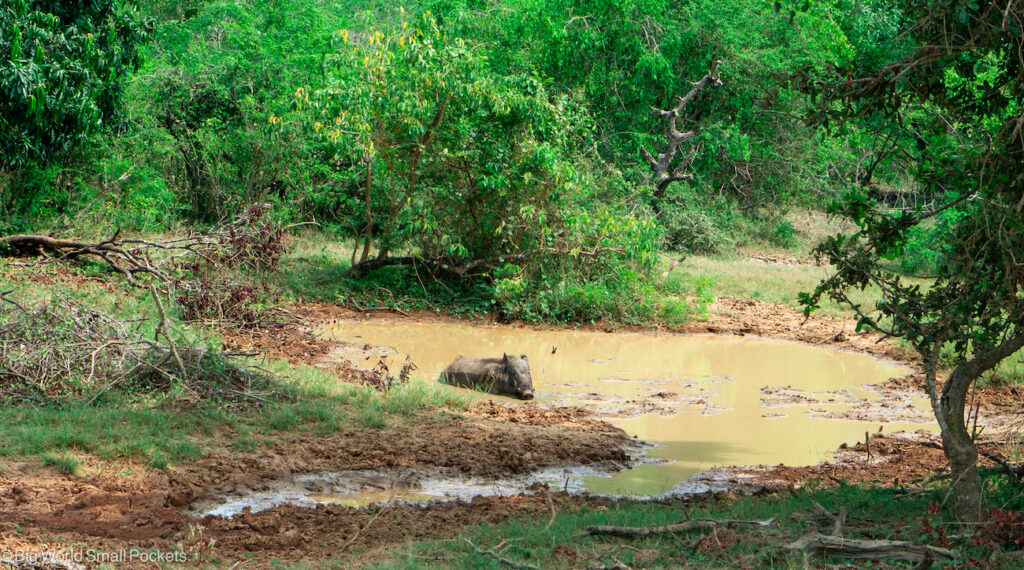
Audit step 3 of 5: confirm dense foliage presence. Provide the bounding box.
[0,0,1002,327]
[0,0,148,227]
[802,0,1023,521]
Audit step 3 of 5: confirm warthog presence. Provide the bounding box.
[440,354,535,400]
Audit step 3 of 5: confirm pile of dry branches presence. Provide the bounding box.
[0,203,296,326]
[0,293,284,407]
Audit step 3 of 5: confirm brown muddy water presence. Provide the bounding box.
[313,319,930,499]
[193,321,933,518]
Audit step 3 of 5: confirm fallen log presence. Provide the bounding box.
[0,231,172,285]
[784,533,955,562]
[583,517,776,538]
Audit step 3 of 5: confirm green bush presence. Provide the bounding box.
[658,189,737,254]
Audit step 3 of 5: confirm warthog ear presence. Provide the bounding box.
[502,353,509,363]
[520,354,528,361]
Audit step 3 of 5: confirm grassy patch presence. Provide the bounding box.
[0,405,210,464]
[359,478,1024,569]
[277,232,712,325]
[41,452,81,476]
[0,376,473,468]
[0,262,474,467]
[680,255,885,317]
[984,349,1024,386]
[275,234,495,317]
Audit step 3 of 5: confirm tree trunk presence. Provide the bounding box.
[936,332,1024,521]
[359,156,374,265]
[937,393,981,521]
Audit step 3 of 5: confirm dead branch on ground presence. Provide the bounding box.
[463,539,540,570]
[583,516,776,538]
[1,203,290,289]
[784,533,956,562]
[0,292,284,406]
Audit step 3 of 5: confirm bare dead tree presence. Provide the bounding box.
[640,61,722,208]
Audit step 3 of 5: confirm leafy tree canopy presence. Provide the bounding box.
[0,0,149,169]
[801,0,1024,521]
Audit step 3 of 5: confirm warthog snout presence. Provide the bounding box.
[521,391,535,400]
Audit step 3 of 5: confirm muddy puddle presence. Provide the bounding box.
[192,454,771,520]
[316,320,931,489]
[191,464,626,518]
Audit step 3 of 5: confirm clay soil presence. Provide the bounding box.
[2,296,1023,566]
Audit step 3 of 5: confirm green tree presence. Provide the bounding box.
[446,0,907,250]
[0,0,148,223]
[304,15,655,267]
[298,14,663,320]
[127,0,345,221]
[802,0,1024,521]
[0,1,148,169]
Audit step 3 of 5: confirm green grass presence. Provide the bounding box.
[984,349,1024,386]
[274,232,496,317]
[230,436,261,453]
[0,405,210,464]
[0,259,475,468]
[277,231,713,325]
[0,380,472,469]
[680,255,887,318]
[351,478,1024,569]
[41,452,81,476]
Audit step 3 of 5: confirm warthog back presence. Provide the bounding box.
[440,353,534,400]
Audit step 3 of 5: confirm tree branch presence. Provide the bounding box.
[640,61,721,202]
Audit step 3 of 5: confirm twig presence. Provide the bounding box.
[545,492,557,531]
[339,507,385,553]
[463,539,540,570]
[150,284,187,378]
[588,562,633,570]
[219,389,275,405]
[281,221,321,231]
[0,289,26,311]
[351,301,410,317]
[979,448,1024,481]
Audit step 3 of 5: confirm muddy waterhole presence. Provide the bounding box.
[197,320,931,517]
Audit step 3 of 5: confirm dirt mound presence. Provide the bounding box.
[470,401,603,427]
[0,406,631,565]
[675,297,913,362]
[0,467,182,543]
[173,410,631,496]
[200,493,558,559]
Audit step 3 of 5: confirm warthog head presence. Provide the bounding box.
[503,353,534,400]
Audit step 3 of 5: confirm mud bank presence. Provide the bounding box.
[0,404,632,565]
